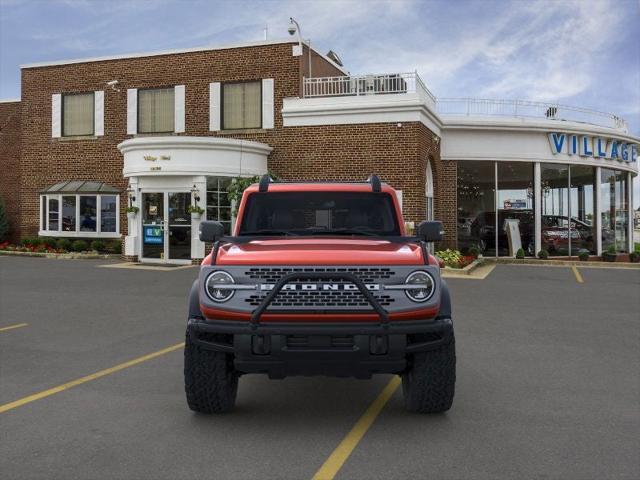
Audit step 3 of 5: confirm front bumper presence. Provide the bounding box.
[187,317,453,379]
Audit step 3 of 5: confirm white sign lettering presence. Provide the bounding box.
[548,132,637,163]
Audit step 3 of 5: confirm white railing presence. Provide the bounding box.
[436,98,628,131]
[303,72,436,102]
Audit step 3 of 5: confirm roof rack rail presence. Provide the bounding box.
[367,174,382,192]
[257,174,384,192]
[258,174,271,192]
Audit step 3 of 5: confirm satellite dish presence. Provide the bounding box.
[326,50,343,67]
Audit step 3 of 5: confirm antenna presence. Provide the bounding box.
[263,24,268,40]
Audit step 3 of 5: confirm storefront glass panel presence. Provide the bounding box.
[62,196,76,232]
[79,196,97,232]
[541,164,570,256]
[497,162,534,256]
[457,161,496,256]
[207,176,233,234]
[48,197,59,231]
[100,195,117,233]
[601,169,628,253]
[569,166,596,254]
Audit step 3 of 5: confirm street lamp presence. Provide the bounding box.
[288,17,311,77]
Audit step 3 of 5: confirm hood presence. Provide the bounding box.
[215,238,424,265]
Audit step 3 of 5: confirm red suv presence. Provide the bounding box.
[184,176,455,414]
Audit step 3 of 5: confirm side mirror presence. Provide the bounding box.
[417,220,444,242]
[199,221,225,242]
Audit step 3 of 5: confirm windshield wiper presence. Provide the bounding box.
[239,229,299,236]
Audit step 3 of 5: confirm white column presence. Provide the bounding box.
[534,162,541,256]
[628,171,633,253]
[595,167,602,256]
[124,177,140,258]
[191,175,207,260]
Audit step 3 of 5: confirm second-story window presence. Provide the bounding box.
[63,92,94,136]
[138,87,175,133]
[222,81,261,130]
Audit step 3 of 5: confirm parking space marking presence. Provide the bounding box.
[98,262,195,271]
[312,376,401,480]
[572,266,584,283]
[0,322,28,332]
[0,342,184,414]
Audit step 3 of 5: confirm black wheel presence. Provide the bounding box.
[184,330,239,413]
[402,333,456,413]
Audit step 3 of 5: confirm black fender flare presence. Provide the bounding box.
[188,279,203,320]
[437,279,452,320]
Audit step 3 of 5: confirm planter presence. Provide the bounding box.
[603,253,618,262]
[191,212,202,221]
[630,253,640,263]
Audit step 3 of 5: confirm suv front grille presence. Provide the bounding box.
[242,267,397,309]
[244,267,395,284]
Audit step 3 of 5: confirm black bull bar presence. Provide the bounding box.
[249,271,390,329]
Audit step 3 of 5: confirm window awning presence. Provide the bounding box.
[41,181,120,194]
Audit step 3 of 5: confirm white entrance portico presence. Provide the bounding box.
[118,136,271,262]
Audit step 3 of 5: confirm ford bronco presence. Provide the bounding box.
[185,175,455,413]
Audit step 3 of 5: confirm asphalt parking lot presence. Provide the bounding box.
[1,257,639,480]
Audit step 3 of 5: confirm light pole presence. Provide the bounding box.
[288,17,311,78]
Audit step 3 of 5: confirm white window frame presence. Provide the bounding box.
[39,193,120,238]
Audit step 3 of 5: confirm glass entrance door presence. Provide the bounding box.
[142,192,165,260]
[167,192,191,261]
[141,192,191,263]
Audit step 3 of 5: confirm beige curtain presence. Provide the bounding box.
[63,93,94,136]
[138,88,175,133]
[223,82,261,129]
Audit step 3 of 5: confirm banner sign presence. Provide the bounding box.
[144,226,163,245]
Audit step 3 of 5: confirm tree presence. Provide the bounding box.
[0,197,9,242]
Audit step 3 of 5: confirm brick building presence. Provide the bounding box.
[0,38,638,262]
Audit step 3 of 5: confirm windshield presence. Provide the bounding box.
[238,191,400,236]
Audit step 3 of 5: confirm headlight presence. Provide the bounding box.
[205,271,235,302]
[404,271,435,302]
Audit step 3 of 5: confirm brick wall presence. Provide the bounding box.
[0,101,21,242]
[15,41,445,248]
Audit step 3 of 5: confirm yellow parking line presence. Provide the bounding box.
[0,342,184,414]
[571,265,584,283]
[0,323,28,332]
[312,376,401,480]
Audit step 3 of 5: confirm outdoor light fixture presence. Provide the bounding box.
[288,17,311,76]
[126,187,136,206]
[191,185,200,203]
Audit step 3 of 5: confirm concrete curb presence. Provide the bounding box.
[490,257,640,269]
[0,250,120,260]
[442,258,485,276]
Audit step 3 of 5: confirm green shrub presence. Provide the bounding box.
[630,252,640,263]
[606,244,617,255]
[71,240,88,252]
[578,251,590,261]
[537,249,549,260]
[515,248,525,259]
[106,240,122,254]
[468,246,480,258]
[38,237,57,249]
[90,240,106,252]
[21,237,37,247]
[57,238,72,251]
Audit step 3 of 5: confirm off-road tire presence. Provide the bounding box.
[402,333,456,413]
[184,330,239,413]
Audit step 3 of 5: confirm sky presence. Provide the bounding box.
[1,0,639,204]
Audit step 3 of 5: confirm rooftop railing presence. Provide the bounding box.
[301,74,627,131]
[436,98,628,131]
[303,72,436,103]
